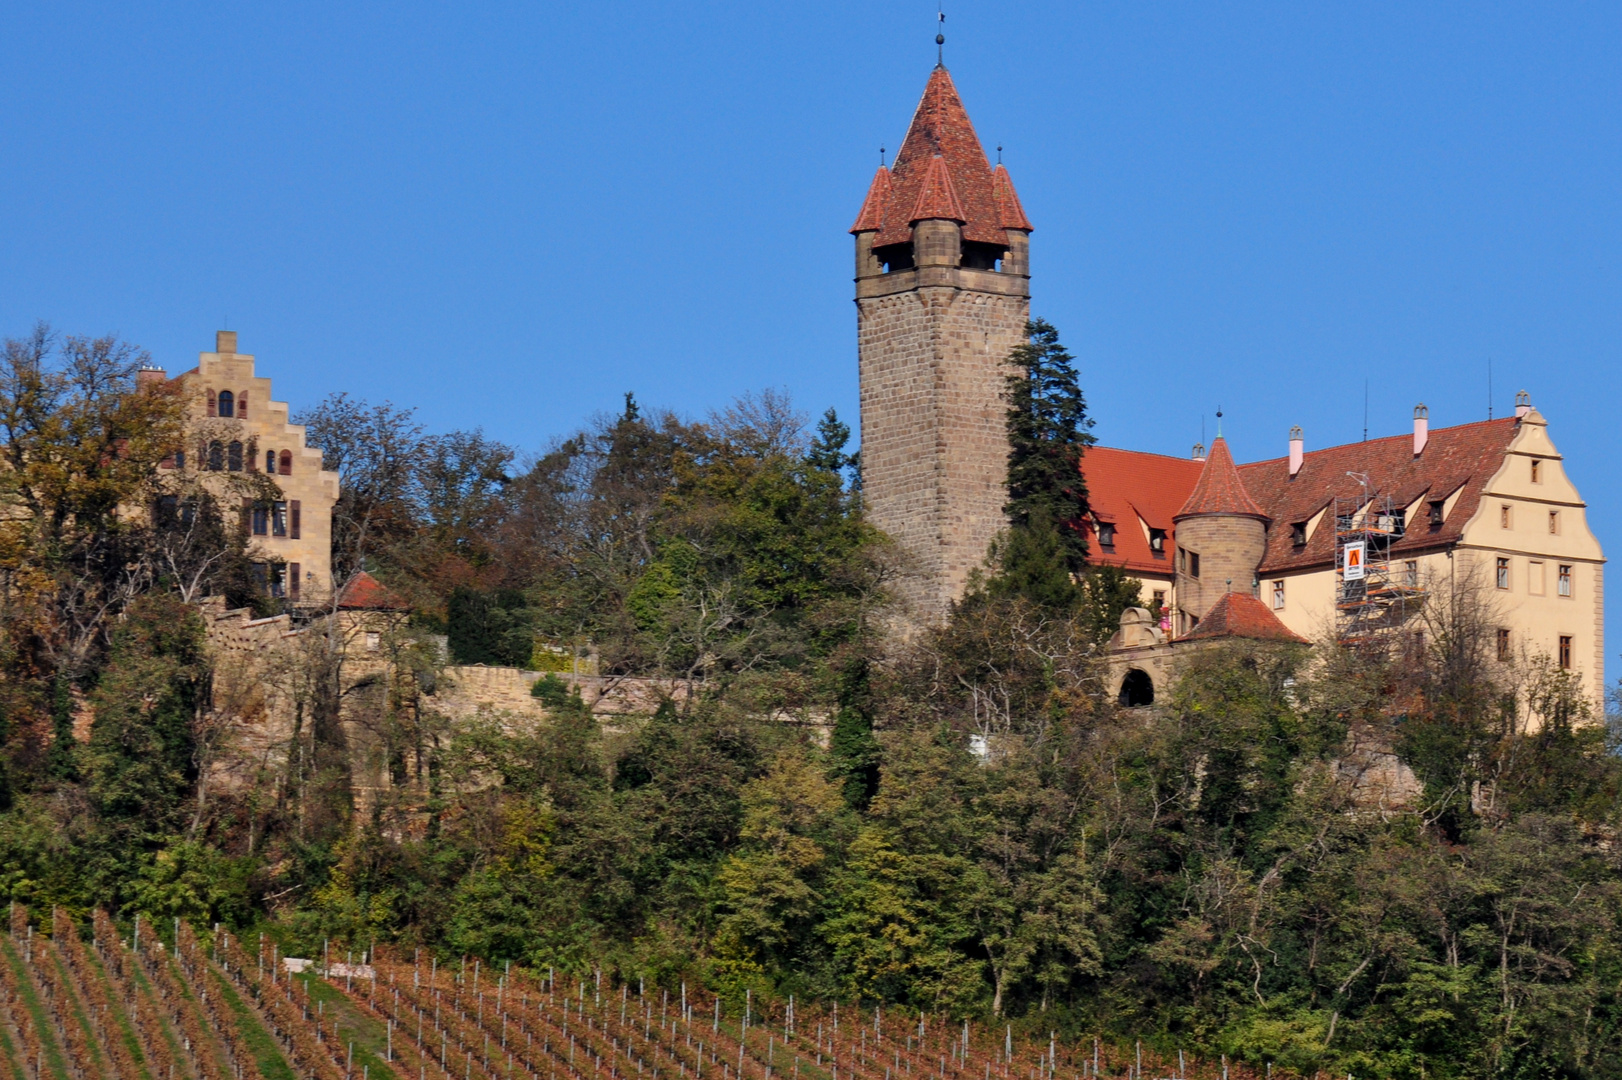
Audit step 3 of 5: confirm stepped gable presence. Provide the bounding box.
[850,165,892,233]
[336,570,409,611]
[868,67,1016,248]
[1179,592,1309,644]
[992,164,1033,231]
[1175,436,1268,520]
[1238,417,1519,574]
[909,154,968,224]
[1081,446,1203,575]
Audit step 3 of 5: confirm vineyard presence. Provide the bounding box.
[0,909,1278,1080]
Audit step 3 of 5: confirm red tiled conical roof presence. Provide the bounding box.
[1180,592,1309,644]
[850,165,892,233]
[1175,436,1267,520]
[909,154,967,224]
[992,164,1033,231]
[861,67,1022,248]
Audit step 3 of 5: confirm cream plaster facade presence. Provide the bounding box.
[156,331,341,604]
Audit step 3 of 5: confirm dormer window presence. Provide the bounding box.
[1428,500,1445,528]
[1148,528,1166,555]
[1291,522,1307,547]
[1097,522,1116,549]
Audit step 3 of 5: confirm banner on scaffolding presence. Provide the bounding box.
[1343,540,1367,580]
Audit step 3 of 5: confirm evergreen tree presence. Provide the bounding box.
[807,407,853,476]
[1002,318,1093,572]
[827,655,880,808]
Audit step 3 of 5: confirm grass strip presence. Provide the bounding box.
[208,965,297,1080]
[80,946,155,1080]
[303,975,402,1080]
[0,938,71,1080]
[126,954,196,1080]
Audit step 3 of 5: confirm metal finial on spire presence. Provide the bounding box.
[996,144,1002,164]
[880,146,886,166]
[1216,407,1224,439]
[936,6,945,66]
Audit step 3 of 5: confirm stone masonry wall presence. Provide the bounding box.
[1173,516,1269,623]
[858,281,1028,616]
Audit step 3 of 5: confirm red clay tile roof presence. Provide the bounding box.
[1077,417,1522,578]
[992,164,1033,231]
[1177,437,1268,521]
[850,165,892,233]
[1239,417,1519,574]
[336,571,409,611]
[909,154,968,224]
[1080,445,1204,576]
[864,67,1022,248]
[1179,592,1309,644]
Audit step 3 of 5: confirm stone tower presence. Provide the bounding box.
[1171,435,1270,635]
[853,65,1034,617]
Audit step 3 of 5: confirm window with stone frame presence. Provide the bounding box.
[1558,564,1572,598]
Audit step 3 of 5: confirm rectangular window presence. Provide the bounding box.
[1548,510,1560,535]
[252,505,269,536]
[174,450,185,471]
[1097,522,1115,549]
[1152,589,1165,611]
[1528,560,1545,596]
[1497,628,1511,661]
[1404,560,1418,587]
[1291,522,1307,546]
[272,501,288,537]
[1428,500,1445,527]
[1531,459,1542,483]
[1272,580,1285,610]
[267,563,285,598]
[1496,556,1510,590]
[365,632,381,652]
[1177,546,1186,572]
[290,500,301,540]
[1148,528,1165,554]
[1500,504,1512,529]
[1559,564,1572,597]
[1559,635,1573,670]
[1190,551,1201,579]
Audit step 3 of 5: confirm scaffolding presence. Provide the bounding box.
[1334,487,1425,646]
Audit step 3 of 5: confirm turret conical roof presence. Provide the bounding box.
[850,165,892,233]
[909,154,967,224]
[857,67,1028,248]
[1174,436,1268,520]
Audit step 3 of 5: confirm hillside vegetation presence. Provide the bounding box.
[1,324,1620,1080]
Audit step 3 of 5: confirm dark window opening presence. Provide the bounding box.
[173,450,185,471]
[227,440,243,472]
[272,501,288,537]
[217,390,234,418]
[874,241,914,273]
[1291,522,1307,546]
[1497,628,1511,661]
[265,449,276,473]
[207,440,224,471]
[960,241,1005,271]
[1429,500,1446,528]
[252,505,268,535]
[1118,669,1154,708]
[1097,522,1116,549]
[1559,635,1573,670]
[1148,528,1166,555]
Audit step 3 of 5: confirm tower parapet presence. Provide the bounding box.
[853,66,1033,617]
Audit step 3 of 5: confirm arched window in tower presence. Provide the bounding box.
[266,449,276,473]
[207,440,224,471]
[218,390,235,418]
[279,450,293,476]
[227,441,243,472]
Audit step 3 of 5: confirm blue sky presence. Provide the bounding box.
[4,2,1620,662]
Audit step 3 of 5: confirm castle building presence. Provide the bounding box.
[142,331,341,603]
[1085,405,1605,704]
[852,64,1033,616]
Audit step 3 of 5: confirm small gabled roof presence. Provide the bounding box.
[1176,437,1268,521]
[992,164,1033,232]
[909,154,968,224]
[850,165,892,233]
[1179,592,1309,644]
[336,571,409,611]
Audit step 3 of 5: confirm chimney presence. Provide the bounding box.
[1514,390,1531,419]
[1191,442,1206,462]
[1288,426,1304,477]
[216,330,237,354]
[1413,404,1429,456]
[136,363,166,390]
